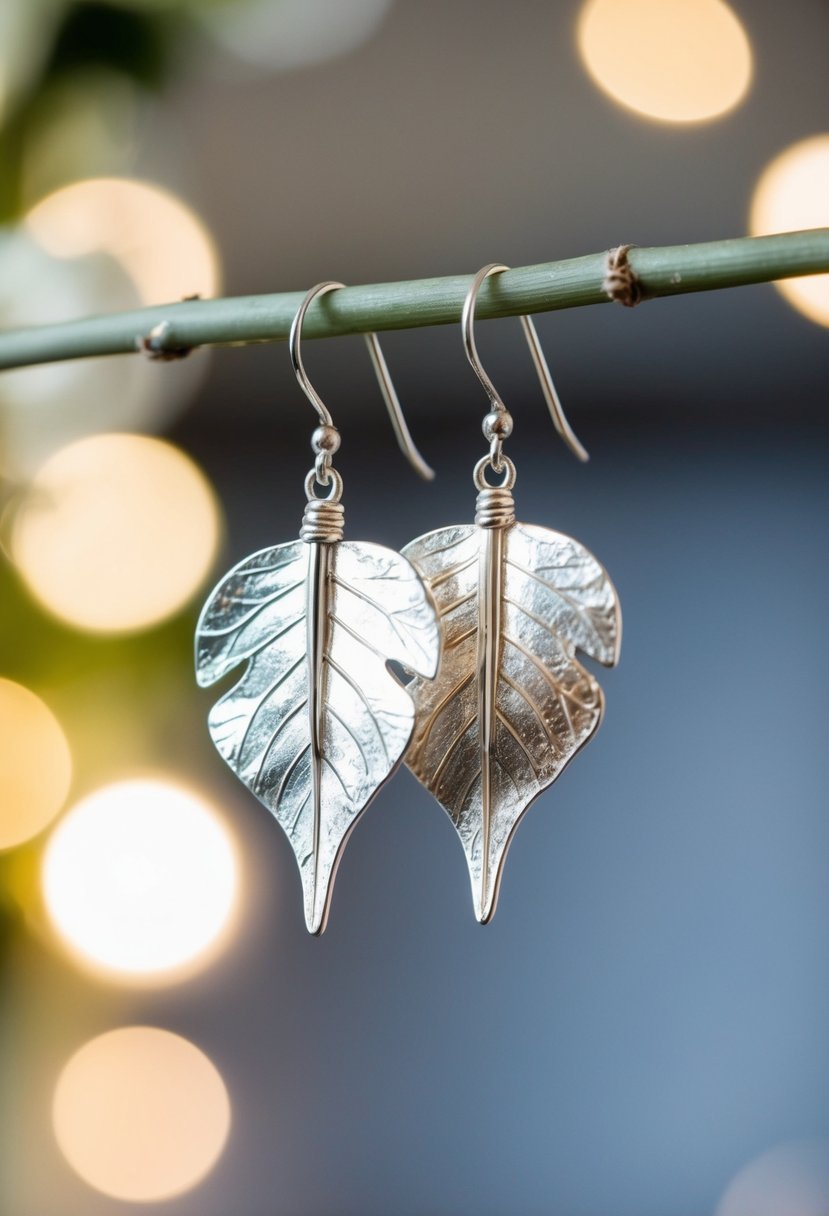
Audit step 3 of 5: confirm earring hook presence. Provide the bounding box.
[461,263,589,463]
[289,281,435,481]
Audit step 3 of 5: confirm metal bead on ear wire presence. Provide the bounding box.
[403,264,621,924]
[195,283,440,935]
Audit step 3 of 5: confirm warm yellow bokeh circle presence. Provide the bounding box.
[577,0,752,124]
[12,433,221,634]
[25,177,220,306]
[42,779,238,980]
[53,1027,231,1203]
[750,135,829,328]
[0,679,71,850]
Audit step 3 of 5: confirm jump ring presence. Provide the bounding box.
[305,466,343,502]
[473,454,516,491]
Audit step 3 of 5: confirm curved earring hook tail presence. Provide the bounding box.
[462,263,589,463]
[289,281,435,480]
[363,331,434,481]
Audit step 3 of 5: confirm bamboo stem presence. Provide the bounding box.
[0,229,826,372]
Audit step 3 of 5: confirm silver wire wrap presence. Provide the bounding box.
[300,499,345,543]
[301,467,345,542]
[473,455,517,528]
[475,487,516,529]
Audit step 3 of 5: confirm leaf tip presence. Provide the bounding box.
[305,902,329,936]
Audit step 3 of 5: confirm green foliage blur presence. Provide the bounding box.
[0,0,233,220]
[0,0,232,918]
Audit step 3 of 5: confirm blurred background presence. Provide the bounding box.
[1,2,828,1213]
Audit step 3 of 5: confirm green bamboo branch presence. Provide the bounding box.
[0,229,826,372]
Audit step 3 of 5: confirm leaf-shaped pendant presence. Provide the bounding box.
[196,495,440,934]
[403,468,621,923]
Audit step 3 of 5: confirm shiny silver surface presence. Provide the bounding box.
[196,537,440,933]
[404,509,621,923]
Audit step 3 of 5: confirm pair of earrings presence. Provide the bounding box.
[195,267,621,934]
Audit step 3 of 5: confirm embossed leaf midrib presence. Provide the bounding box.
[196,536,440,934]
[403,517,620,923]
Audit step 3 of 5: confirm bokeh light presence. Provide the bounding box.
[0,230,146,476]
[0,229,210,478]
[11,433,221,634]
[0,679,71,851]
[25,176,220,305]
[53,1027,231,1203]
[716,1140,829,1216]
[577,0,752,124]
[750,135,829,327]
[43,779,238,979]
[200,0,394,73]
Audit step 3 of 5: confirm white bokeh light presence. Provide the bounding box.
[11,433,221,634]
[53,1027,231,1202]
[0,678,72,851]
[0,225,210,478]
[717,1140,829,1216]
[1,177,219,476]
[750,135,829,328]
[25,176,220,306]
[577,0,752,124]
[43,779,238,980]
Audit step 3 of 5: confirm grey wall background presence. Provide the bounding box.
[4,2,829,1214]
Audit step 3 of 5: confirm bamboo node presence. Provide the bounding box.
[136,321,194,361]
[603,244,643,307]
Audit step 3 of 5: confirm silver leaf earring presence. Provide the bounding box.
[195,282,440,934]
[403,264,622,923]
